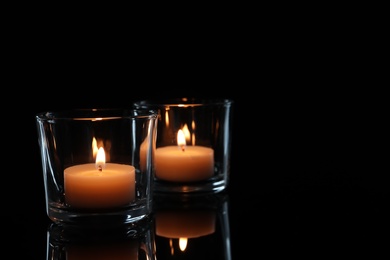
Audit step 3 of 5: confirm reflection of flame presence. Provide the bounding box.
[165,110,169,127]
[191,120,196,145]
[92,137,110,162]
[179,238,188,251]
[168,238,188,254]
[169,238,174,255]
[92,137,99,158]
[182,124,191,142]
[191,133,195,145]
[182,123,195,145]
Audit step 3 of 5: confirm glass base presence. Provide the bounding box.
[153,178,227,194]
[47,202,152,228]
[48,217,154,241]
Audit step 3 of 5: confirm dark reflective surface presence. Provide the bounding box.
[9,167,390,259]
[47,220,155,260]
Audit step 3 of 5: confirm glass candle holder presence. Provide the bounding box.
[134,98,234,194]
[36,109,158,227]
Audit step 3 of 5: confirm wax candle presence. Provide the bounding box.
[154,130,214,182]
[64,147,135,209]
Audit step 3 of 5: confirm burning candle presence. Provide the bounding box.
[64,147,136,209]
[154,129,214,182]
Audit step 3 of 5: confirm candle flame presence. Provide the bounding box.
[179,238,188,251]
[177,129,186,151]
[95,147,106,171]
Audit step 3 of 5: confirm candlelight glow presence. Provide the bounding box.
[179,238,188,251]
[177,129,186,151]
[95,147,106,171]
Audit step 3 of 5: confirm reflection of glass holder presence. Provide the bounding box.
[154,193,231,260]
[46,219,156,260]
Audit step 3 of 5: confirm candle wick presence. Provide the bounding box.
[181,145,185,152]
[98,165,103,171]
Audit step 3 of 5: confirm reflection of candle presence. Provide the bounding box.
[139,137,150,172]
[155,129,214,182]
[66,240,138,260]
[155,210,216,238]
[64,147,135,209]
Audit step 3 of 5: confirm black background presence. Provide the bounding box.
[2,11,388,258]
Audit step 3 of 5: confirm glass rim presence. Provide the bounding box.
[133,97,234,108]
[35,108,158,121]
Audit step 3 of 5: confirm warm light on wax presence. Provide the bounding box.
[64,146,135,209]
[155,128,214,182]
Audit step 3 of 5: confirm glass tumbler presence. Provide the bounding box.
[36,108,158,227]
[134,98,234,194]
